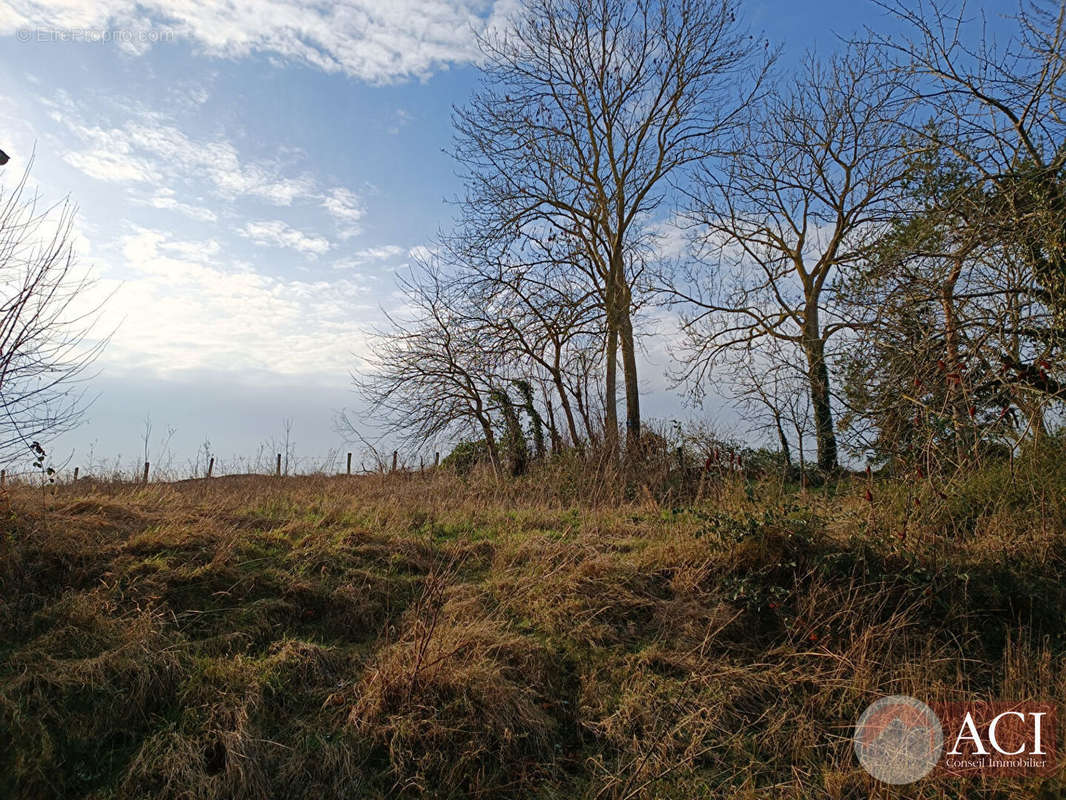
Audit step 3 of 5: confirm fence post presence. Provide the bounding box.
[143,462,150,484]
[276,453,282,477]
[207,457,214,479]
[346,452,352,475]
[73,466,79,483]
[1,469,5,489]
[420,456,424,472]
[434,452,440,468]
[391,450,398,473]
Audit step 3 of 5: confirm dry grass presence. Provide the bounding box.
[1,446,1065,798]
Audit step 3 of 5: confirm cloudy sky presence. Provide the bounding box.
[0,0,892,475]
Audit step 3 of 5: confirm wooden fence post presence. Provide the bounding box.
[434,452,440,468]
[73,467,79,483]
[276,453,282,477]
[391,450,398,473]
[1,469,5,489]
[143,462,150,484]
[207,457,214,478]
[420,456,424,472]
[346,452,352,475]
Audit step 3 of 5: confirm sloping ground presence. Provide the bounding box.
[1,458,1065,799]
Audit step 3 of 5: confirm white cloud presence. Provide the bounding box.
[92,227,375,376]
[2,0,518,84]
[240,219,331,256]
[407,244,436,263]
[63,148,160,183]
[144,189,218,222]
[388,107,414,135]
[322,187,365,238]
[333,244,407,270]
[53,103,318,206]
[647,215,694,262]
[162,237,222,261]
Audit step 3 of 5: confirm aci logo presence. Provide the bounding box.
[854,695,1057,784]
[853,696,943,784]
[937,701,1056,777]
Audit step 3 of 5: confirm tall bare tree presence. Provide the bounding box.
[674,44,907,473]
[0,161,104,464]
[452,0,767,451]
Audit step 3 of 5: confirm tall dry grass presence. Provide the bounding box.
[1,441,1064,798]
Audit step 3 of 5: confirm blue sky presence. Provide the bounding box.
[0,0,978,475]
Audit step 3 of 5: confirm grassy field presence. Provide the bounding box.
[2,447,1065,799]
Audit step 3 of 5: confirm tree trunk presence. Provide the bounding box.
[774,411,791,467]
[802,330,838,474]
[940,258,971,463]
[476,416,500,476]
[542,385,562,454]
[573,383,598,446]
[605,324,619,451]
[491,388,528,476]
[617,304,641,450]
[551,368,581,448]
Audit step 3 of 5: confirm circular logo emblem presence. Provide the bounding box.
[854,695,943,784]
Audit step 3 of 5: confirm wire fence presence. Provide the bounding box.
[0,447,444,487]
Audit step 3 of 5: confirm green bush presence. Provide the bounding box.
[440,439,491,475]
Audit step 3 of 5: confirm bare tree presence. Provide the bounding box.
[727,338,813,473]
[0,161,105,464]
[280,417,295,476]
[354,254,504,468]
[141,414,152,468]
[452,240,604,448]
[452,0,768,451]
[674,44,907,473]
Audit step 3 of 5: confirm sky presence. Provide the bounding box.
[0,0,954,476]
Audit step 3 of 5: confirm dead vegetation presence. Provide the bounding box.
[2,444,1066,798]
